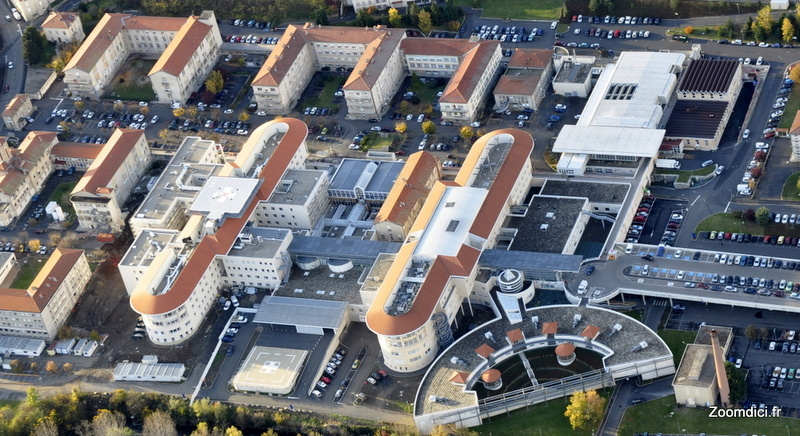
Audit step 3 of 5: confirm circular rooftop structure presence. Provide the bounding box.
[481,368,501,383]
[555,342,576,357]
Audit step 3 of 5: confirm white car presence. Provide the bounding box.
[550,21,558,29]
[138,101,148,107]
[150,115,159,124]
[574,28,581,35]
[7,62,12,69]
[470,121,481,128]
[742,129,750,139]
[735,358,742,368]
[417,114,425,123]
[171,102,182,109]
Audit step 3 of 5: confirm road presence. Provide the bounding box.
[0,1,26,110]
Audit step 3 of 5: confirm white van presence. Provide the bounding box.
[625,243,633,254]
[577,280,589,294]
[756,56,763,66]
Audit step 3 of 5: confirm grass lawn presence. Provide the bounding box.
[408,78,445,106]
[11,259,47,289]
[106,82,155,102]
[49,181,77,218]
[782,172,800,201]
[474,388,612,435]
[300,76,345,112]
[658,329,697,367]
[695,212,800,238]
[656,164,717,183]
[779,86,800,131]
[620,395,796,435]
[455,0,563,20]
[360,132,404,151]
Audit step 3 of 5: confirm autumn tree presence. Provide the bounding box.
[92,409,127,436]
[140,105,150,116]
[388,8,401,27]
[755,206,771,227]
[783,18,796,42]
[760,327,769,341]
[684,26,694,34]
[422,119,436,134]
[224,427,243,436]
[790,65,800,84]
[73,101,85,111]
[744,208,756,222]
[143,410,178,436]
[62,362,74,373]
[459,126,474,142]
[756,6,774,33]
[418,10,433,35]
[33,417,59,436]
[205,70,224,95]
[564,390,606,430]
[750,166,763,179]
[394,121,408,133]
[187,106,198,120]
[45,361,58,374]
[113,101,124,113]
[744,325,758,341]
[173,108,186,118]
[238,112,250,122]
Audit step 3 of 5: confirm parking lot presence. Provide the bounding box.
[630,198,688,246]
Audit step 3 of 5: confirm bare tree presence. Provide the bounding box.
[92,409,127,436]
[33,417,59,436]
[143,410,178,436]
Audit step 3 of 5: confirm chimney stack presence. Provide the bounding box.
[709,329,731,408]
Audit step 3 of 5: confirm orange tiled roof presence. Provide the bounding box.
[449,371,470,384]
[400,37,483,57]
[493,74,542,97]
[0,249,84,312]
[41,11,78,29]
[129,118,307,315]
[71,129,144,198]
[1,95,29,118]
[481,368,501,383]
[374,151,440,227]
[439,41,500,104]
[507,48,553,69]
[254,24,403,91]
[149,16,212,77]
[507,328,524,343]
[51,142,103,160]
[582,325,601,339]
[65,13,185,73]
[475,343,495,358]
[790,111,800,135]
[542,322,558,335]
[555,342,576,357]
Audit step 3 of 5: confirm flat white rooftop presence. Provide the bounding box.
[416,186,486,258]
[231,346,307,395]
[189,176,261,221]
[553,125,665,157]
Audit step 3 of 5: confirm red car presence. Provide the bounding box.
[320,376,331,384]
[764,131,776,139]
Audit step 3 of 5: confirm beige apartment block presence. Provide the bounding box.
[10,0,48,22]
[0,249,91,340]
[41,12,85,44]
[493,49,554,113]
[0,132,55,227]
[63,11,221,104]
[70,129,151,232]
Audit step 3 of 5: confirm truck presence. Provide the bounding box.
[737,183,752,195]
[655,159,680,169]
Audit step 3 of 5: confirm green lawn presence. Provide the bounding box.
[300,76,345,112]
[658,329,697,368]
[456,0,563,20]
[360,132,404,151]
[408,79,445,107]
[474,389,612,435]
[656,164,717,183]
[782,172,800,201]
[620,395,797,435]
[779,86,800,131]
[49,181,77,218]
[106,81,155,102]
[11,259,47,289]
[696,212,800,238]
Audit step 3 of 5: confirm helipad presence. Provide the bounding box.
[231,346,307,394]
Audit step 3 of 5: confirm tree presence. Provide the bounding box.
[399,100,411,114]
[23,26,46,64]
[89,330,100,341]
[726,362,748,405]
[755,206,771,227]
[394,121,407,133]
[744,208,756,222]
[313,7,329,25]
[564,390,606,430]
[113,101,124,113]
[45,361,58,374]
[92,409,127,436]
[750,166,763,179]
[422,119,436,134]
[33,417,59,436]
[205,70,224,95]
[684,26,694,35]
[756,6,773,33]
[173,108,185,118]
[588,0,600,12]
[744,325,758,341]
[754,150,767,162]
[418,10,432,35]
[760,327,769,341]
[670,0,679,10]
[355,9,374,27]
[187,106,198,120]
[782,18,796,42]
[139,106,150,116]
[143,411,178,436]
[74,101,85,111]
[224,427,243,436]
[62,362,74,373]
[460,126,474,142]
[790,65,800,84]
[388,8,402,27]
[238,112,250,123]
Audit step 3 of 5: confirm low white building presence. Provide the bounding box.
[41,12,85,44]
[113,362,186,382]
